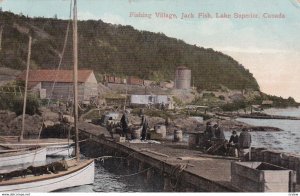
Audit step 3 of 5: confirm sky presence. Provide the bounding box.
[1,0,300,101]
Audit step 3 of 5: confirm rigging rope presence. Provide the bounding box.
[47,0,73,107]
[116,166,154,178]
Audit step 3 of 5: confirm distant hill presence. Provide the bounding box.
[0,11,259,91]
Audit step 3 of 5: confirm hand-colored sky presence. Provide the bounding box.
[1,0,300,101]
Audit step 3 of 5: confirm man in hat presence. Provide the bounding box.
[238,128,252,160]
[204,122,214,139]
[120,110,130,139]
[213,123,225,140]
[203,121,214,149]
[140,113,148,140]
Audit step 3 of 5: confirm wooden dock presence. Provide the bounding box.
[78,124,299,192]
[79,127,241,192]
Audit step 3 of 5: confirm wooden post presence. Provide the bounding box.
[126,159,132,174]
[73,0,80,161]
[20,35,32,141]
[163,176,172,192]
[145,168,153,185]
[123,77,127,111]
[138,161,144,172]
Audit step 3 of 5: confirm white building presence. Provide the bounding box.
[130,95,174,109]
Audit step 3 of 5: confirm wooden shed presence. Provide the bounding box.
[17,69,98,102]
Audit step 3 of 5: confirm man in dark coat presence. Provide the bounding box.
[203,122,214,149]
[204,122,215,140]
[229,131,239,146]
[120,111,130,139]
[140,114,148,140]
[238,128,252,160]
[239,128,251,148]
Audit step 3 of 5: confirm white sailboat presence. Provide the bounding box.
[0,8,74,157]
[0,0,94,191]
[0,147,47,168]
[0,137,74,157]
[0,35,47,167]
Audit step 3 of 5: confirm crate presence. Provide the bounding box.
[231,161,296,192]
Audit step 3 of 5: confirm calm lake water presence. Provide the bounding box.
[57,159,153,192]
[234,107,300,155]
[59,107,300,192]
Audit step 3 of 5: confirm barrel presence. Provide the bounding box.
[155,125,166,138]
[131,127,142,139]
[174,130,183,142]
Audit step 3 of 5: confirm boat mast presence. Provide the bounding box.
[73,0,80,161]
[0,25,3,51]
[20,35,32,141]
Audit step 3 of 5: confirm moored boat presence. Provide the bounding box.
[0,0,95,191]
[0,137,74,157]
[0,147,47,167]
[0,159,94,192]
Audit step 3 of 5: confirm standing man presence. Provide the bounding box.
[120,110,130,139]
[205,122,215,140]
[203,121,214,149]
[238,128,252,161]
[140,114,148,140]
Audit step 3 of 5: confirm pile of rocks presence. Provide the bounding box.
[0,110,43,136]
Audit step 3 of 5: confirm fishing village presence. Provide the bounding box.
[0,0,300,193]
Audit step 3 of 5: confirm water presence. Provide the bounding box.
[232,107,300,155]
[57,160,152,192]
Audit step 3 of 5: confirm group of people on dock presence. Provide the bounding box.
[119,109,149,140]
[204,122,252,160]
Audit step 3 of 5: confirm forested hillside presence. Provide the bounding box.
[0,11,259,90]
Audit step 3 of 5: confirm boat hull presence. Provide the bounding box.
[0,148,47,167]
[46,145,75,157]
[0,159,95,192]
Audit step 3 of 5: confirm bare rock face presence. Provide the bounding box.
[0,110,17,123]
[0,110,17,135]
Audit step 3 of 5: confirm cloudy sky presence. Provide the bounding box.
[1,0,300,101]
